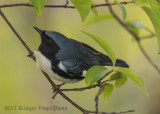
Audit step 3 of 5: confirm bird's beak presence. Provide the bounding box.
[33,27,43,34]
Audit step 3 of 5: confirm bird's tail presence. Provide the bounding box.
[100,58,129,68]
[115,59,129,68]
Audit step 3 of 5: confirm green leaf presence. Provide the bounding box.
[29,0,47,15]
[71,0,92,22]
[82,31,116,66]
[148,0,160,19]
[91,1,98,16]
[85,66,109,86]
[136,0,148,4]
[142,6,160,54]
[84,14,114,26]
[103,84,114,102]
[136,0,148,6]
[114,0,127,22]
[111,72,127,88]
[118,68,148,95]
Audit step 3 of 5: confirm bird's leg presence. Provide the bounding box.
[53,82,66,93]
[27,51,34,58]
[52,83,66,99]
[57,82,66,89]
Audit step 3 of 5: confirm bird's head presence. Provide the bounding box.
[34,27,63,58]
[34,27,67,46]
[34,27,54,45]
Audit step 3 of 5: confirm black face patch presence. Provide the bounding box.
[38,33,60,60]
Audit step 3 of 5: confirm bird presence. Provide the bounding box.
[33,27,129,83]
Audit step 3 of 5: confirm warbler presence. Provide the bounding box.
[33,27,129,83]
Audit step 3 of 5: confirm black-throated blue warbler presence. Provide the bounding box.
[33,27,129,83]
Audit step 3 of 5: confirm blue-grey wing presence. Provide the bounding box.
[62,60,90,76]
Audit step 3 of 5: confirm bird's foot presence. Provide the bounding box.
[53,82,65,93]
[27,51,35,59]
[52,83,66,99]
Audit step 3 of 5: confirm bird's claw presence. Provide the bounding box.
[27,51,34,58]
[52,83,65,99]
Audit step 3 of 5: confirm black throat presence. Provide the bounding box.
[38,37,60,60]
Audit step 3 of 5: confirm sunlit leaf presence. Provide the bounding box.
[136,0,148,6]
[136,0,148,4]
[82,31,116,66]
[114,0,127,22]
[71,0,92,22]
[148,0,160,19]
[91,1,98,16]
[103,84,114,102]
[142,6,160,54]
[29,0,47,15]
[85,66,109,86]
[111,72,127,88]
[118,68,148,95]
[84,14,114,26]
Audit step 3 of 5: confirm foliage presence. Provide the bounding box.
[29,0,47,15]
[85,66,110,86]
[84,14,114,26]
[103,84,114,102]
[114,0,127,22]
[142,0,160,54]
[110,72,127,88]
[82,31,116,66]
[71,0,92,22]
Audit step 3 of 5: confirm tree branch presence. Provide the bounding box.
[60,75,117,92]
[140,27,156,39]
[105,0,160,74]
[0,1,135,9]
[0,9,33,55]
[140,34,155,39]
[95,85,105,114]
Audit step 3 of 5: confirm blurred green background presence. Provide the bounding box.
[0,0,160,114]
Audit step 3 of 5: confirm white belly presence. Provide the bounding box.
[33,51,80,83]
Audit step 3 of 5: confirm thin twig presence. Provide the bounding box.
[95,85,105,114]
[144,26,155,35]
[99,70,114,82]
[140,27,156,39]
[137,42,160,73]
[0,1,135,9]
[60,77,116,92]
[106,0,160,74]
[61,84,99,91]
[52,92,58,99]
[87,110,135,114]
[140,34,155,39]
[106,0,139,41]
[0,9,33,56]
